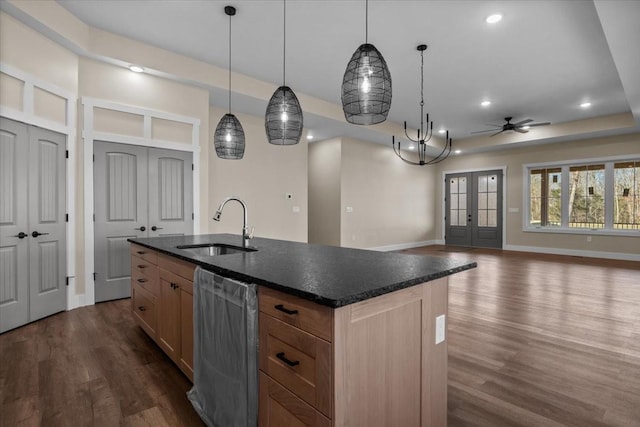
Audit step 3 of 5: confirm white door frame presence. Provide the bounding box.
[0,63,76,310]
[441,166,508,248]
[82,97,201,307]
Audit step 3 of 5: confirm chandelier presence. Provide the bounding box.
[392,44,452,166]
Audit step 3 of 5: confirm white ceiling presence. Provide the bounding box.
[56,0,640,150]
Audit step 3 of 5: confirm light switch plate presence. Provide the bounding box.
[435,314,446,344]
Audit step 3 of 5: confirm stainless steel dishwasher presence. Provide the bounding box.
[188,267,258,427]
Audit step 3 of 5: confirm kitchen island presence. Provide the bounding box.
[128,234,476,426]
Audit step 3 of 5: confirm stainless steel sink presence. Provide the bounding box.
[176,243,257,257]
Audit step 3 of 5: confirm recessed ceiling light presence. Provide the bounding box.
[408,144,415,150]
[580,102,592,108]
[129,65,144,73]
[521,125,530,130]
[481,100,491,107]
[454,149,461,154]
[486,14,502,24]
[438,129,446,134]
[307,134,314,140]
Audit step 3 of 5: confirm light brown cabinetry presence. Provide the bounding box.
[259,278,449,427]
[130,244,195,381]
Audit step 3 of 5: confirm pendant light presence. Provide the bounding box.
[392,44,452,166]
[265,0,303,145]
[341,0,392,125]
[214,5,245,159]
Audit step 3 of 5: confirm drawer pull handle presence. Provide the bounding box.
[274,304,298,315]
[137,264,146,269]
[138,306,146,312]
[137,278,147,283]
[137,251,146,255]
[276,352,299,367]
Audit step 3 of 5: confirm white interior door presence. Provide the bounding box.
[94,141,193,303]
[0,118,30,332]
[0,117,67,333]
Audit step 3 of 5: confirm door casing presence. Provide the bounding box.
[441,166,507,248]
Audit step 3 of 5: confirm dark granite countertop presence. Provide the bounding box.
[128,234,476,308]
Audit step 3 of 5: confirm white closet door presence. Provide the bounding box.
[0,118,29,333]
[94,141,148,303]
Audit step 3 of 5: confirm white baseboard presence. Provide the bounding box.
[504,244,640,262]
[66,289,93,311]
[368,240,439,252]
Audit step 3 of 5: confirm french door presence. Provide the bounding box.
[445,170,503,248]
[0,117,67,333]
[93,141,193,302]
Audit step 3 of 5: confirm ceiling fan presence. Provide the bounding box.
[471,117,551,137]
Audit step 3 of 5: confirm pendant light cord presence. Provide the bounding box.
[283,0,286,85]
[228,11,232,113]
[365,0,368,43]
[420,49,424,136]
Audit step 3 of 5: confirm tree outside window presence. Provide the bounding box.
[614,161,640,230]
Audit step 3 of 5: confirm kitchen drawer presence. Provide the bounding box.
[132,284,157,338]
[130,244,158,264]
[259,287,333,342]
[158,252,196,281]
[260,313,332,418]
[259,372,331,427]
[132,266,158,297]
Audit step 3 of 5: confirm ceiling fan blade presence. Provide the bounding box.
[485,124,502,127]
[514,128,528,133]
[526,122,551,127]
[514,118,533,126]
[490,130,504,137]
[471,129,500,135]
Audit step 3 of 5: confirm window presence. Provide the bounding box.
[614,161,640,230]
[529,168,561,227]
[569,164,604,228]
[525,157,640,234]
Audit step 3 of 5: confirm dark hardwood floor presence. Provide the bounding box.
[403,246,640,426]
[1,247,638,426]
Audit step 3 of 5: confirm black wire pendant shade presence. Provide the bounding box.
[266,85,303,145]
[214,113,246,159]
[265,0,303,145]
[341,0,392,125]
[214,5,245,159]
[392,44,452,166]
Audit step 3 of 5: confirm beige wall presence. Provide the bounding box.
[436,133,640,255]
[308,138,341,246]
[340,138,436,249]
[308,137,437,249]
[208,106,308,243]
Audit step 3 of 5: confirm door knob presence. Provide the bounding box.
[134,226,146,232]
[31,231,49,238]
[151,226,163,231]
[13,232,29,239]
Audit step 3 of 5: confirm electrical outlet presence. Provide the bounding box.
[435,314,446,344]
[346,206,353,213]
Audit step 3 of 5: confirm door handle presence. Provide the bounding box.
[13,232,29,239]
[134,226,146,232]
[31,231,49,238]
[151,226,163,231]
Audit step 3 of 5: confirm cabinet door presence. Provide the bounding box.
[259,372,331,427]
[180,286,194,381]
[158,270,181,363]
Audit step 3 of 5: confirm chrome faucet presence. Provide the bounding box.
[213,196,253,247]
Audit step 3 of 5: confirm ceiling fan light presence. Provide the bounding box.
[266,86,303,145]
[342,43,392,125]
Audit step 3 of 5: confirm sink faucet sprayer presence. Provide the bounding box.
[213,196,254,247]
